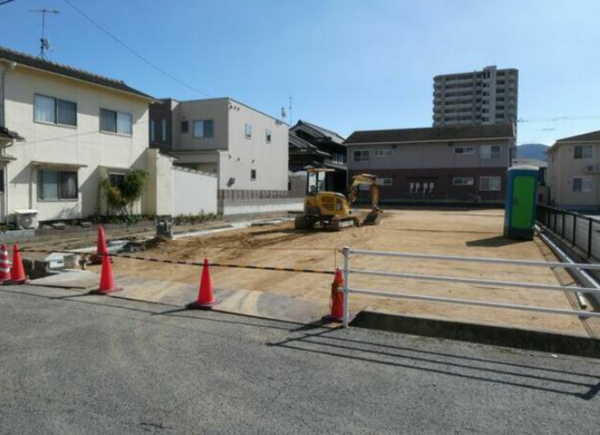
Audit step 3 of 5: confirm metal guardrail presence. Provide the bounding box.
[340,247,600,327]
[537,205,598,260]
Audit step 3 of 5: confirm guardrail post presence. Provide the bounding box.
[342,246,350,328]
[561,211,566,238]
[588,218,593,258]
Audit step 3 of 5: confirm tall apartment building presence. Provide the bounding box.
[433,66,518,127]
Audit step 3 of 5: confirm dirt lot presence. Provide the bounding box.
[88,208,597,336]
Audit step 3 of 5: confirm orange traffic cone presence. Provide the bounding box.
[91,225,109,264]
[9,243,27,284]
[91,253,120,294]
[0,243,10,283]
[325,268,345,322]
[186,258,217,309]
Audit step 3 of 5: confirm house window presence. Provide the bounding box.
[251,169,257,181]
[376,149,393,157]
[109,173,125,188]
[453,177,474,186]
[574,145,592,159]
[34,94,77,127]
[193,120,214,138]
[479,176,501,191]
[37,169,78,200]
[181,121,189,133]
[353,150,370,162]
[480,145,501,160]
[454,146,474,155]
[332,153,346,165]
[150,120,155,142]
[101,109,133,135]
[245,123,252,139]
[266,129,272,144]
[161,119,167,141]
[573,177,593,193]
[377,178,393,186]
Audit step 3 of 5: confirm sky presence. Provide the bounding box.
[1,0,599,145]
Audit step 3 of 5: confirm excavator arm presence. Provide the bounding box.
[347,174,379,209]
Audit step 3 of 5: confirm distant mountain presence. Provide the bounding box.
[517,143,550,161]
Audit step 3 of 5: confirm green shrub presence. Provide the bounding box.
[101,170,148,215]
[173,212,218,226]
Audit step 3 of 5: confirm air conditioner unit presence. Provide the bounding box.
[584,164,600,174]
[14,209,39,230]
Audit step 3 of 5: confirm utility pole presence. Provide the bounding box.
[29,9,60,59]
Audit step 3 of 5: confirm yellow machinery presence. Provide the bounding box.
[294,168,382,231]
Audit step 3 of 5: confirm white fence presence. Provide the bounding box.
[340,247,600,327]
[173,167,218,216]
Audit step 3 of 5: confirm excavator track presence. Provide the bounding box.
[329,216,360,232]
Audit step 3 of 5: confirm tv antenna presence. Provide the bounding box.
[29,9,60,59]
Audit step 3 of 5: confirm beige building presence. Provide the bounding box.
[547,130,600,211]
[346,123,515,204]
[0,45,177,224]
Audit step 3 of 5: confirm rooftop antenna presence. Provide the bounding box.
[289,96,293,126]
[29,9,60,59]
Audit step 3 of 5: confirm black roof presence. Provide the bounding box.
[0,45,153,100]
[291,120,345,145]
[0,126,23,141]
[555,130,600,143]
[289,133,330,157]
[345,123,515,145]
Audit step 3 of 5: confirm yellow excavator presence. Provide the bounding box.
[294,168,383,231]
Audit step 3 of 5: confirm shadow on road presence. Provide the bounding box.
[268,328,600,400]
[3,285,599,400]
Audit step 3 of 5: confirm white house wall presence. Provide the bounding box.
[224,100,288,191]
[173,167,217,215]
[2,63,150,221]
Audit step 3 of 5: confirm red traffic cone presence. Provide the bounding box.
[91,226,110,264]
[325,269,345,322]
[9,243,27,284]
[187,258,217,309]
[97,225,108,256]
[0,243,11,283]
[92,253,120,295]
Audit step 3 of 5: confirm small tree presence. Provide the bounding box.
[101,169,148,215]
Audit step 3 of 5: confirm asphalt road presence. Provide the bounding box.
[1,285,600,434]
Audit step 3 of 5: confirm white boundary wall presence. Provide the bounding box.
[173,167,217,215]
[221,198,302,216]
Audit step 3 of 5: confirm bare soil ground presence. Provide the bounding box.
[77,208,598,336]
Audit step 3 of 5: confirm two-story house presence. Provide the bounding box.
[288,120,347,193]
[547,130,600,211]
[150,97,295,215]
[0,45,168,223]
[345,123,516,204]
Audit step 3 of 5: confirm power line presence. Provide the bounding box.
[0,0,18,6]
[62,0,211,98]
[518,114,600,123]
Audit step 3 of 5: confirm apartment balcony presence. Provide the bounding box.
[444,94,476,102]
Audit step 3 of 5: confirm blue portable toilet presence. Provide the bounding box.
[504,166,539,240]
